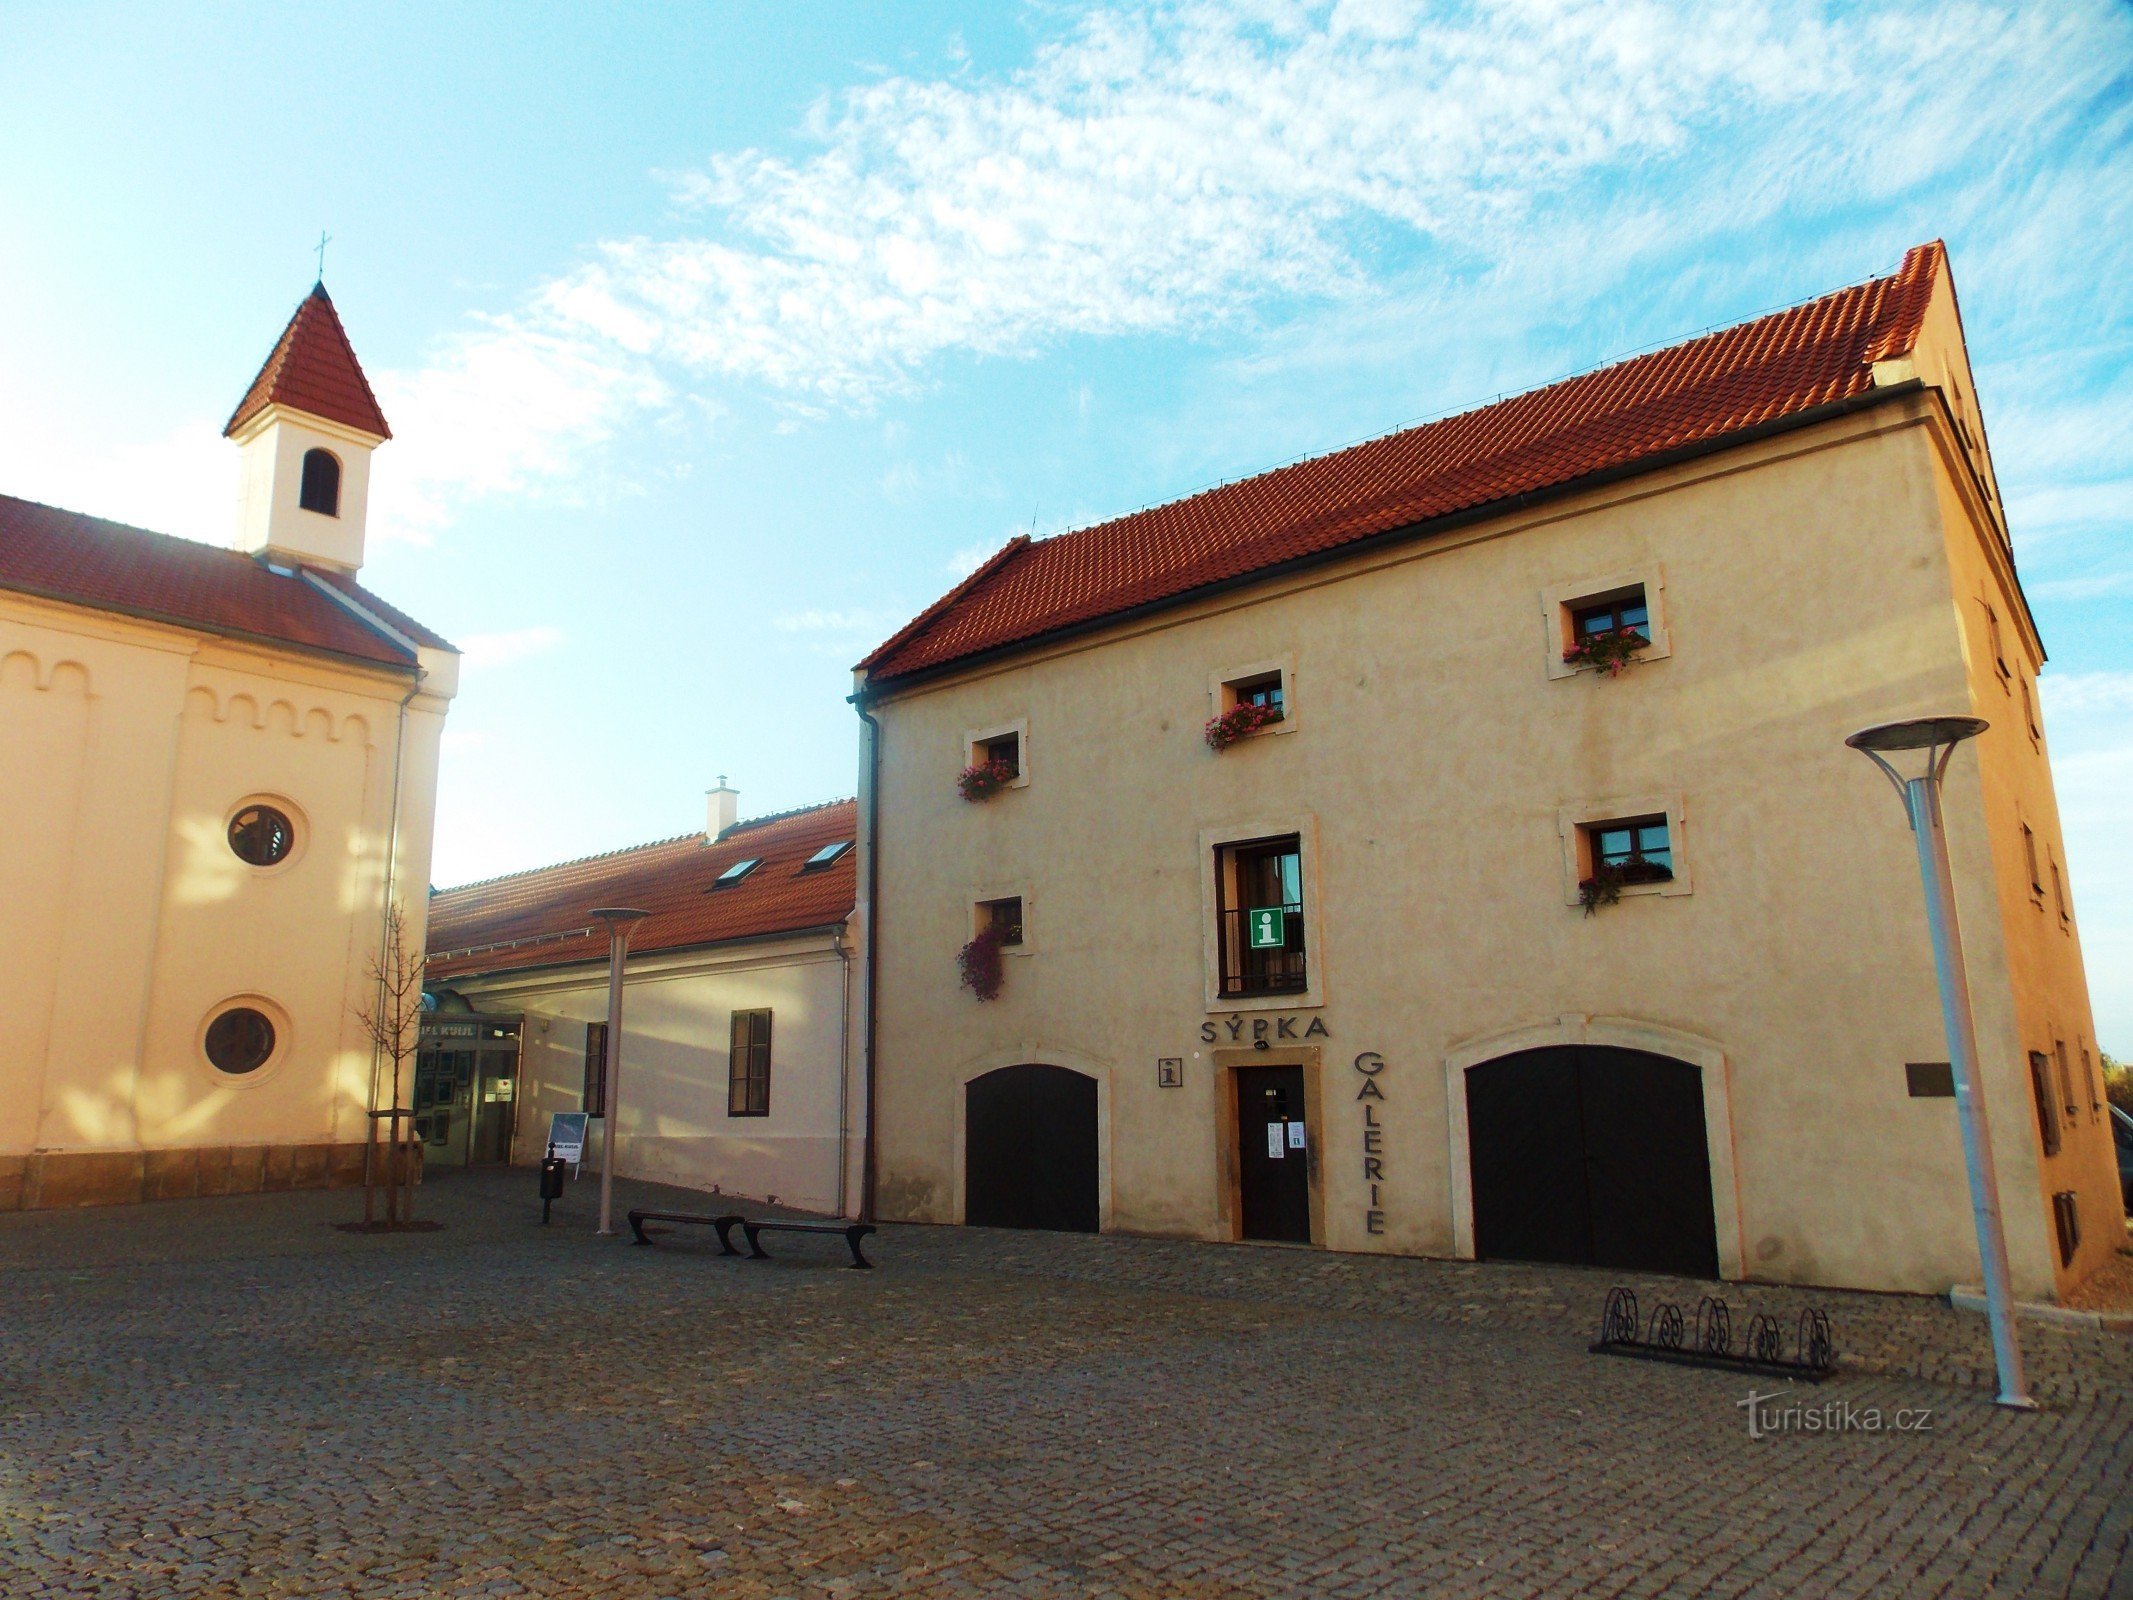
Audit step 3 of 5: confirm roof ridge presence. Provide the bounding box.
[433,831,703,896]
[718,796,858,839]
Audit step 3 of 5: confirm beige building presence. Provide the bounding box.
[425,792,861,1216]
[0,284,456,1210]
[852,241,2118,1301]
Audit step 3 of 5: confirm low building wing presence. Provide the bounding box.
[426,798,858,980]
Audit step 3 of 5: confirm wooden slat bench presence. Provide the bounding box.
[626,1208,877,1269]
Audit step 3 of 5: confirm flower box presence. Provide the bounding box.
[1578,856,1674,914]
[1563,626,1650,678]
[957,758,1017,802]
[1204,701,1283,751]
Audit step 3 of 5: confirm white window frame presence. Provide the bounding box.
[962,718,1030,790]
[1542,567,1672,681]
[1206,655,1298,739]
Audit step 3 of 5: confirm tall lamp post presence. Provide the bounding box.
[589,907,650,1237]
[1846,716,2034,1410]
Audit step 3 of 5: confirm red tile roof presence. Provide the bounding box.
[426,799,858,980]
[861,242,1946,684]
[0,493,449,668]
[225,284,393,440]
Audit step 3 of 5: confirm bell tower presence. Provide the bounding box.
[226,283,391,574]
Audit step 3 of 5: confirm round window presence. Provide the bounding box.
[204,1007,277,1075]
[228,804,295,866]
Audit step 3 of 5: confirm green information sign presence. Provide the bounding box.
[1247,907,1286,949]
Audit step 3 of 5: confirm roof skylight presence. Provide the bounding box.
[712,858,761,888]
[802,840,853,870]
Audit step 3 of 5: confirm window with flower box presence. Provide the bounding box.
[1543,570,1670,680]
[959,720,1029,801]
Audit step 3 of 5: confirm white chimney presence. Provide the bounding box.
[707,776,739,839]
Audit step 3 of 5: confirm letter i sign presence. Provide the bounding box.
[1248,908,1285,949]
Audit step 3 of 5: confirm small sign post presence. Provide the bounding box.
[1247,907,1286,949]
[547,1111,589,1174]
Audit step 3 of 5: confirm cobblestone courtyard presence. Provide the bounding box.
[3,1171,2129,1599]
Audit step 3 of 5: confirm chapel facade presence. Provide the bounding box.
[0,285,456,1209]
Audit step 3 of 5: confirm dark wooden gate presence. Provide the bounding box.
[1235,1065,1311,1242]
[964,1064,1099,1233]
[1466,1045,1718,1278]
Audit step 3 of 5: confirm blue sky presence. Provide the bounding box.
[2,1,2128,1046]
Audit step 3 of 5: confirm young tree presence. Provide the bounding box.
[353,904,426,1227]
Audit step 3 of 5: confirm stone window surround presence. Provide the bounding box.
[196,993,293,1087]
[962,717,1030,790]
[972,882,1036,957]
[225,792,309,875]
[1556,793,1693,906]
[1206,654,1298,738]
[1542,566,1672,681]
[1198,814,1325,1013]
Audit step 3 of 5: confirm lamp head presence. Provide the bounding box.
[1844,716,1988,754]
[588,906,651,924]
[1846,715,1988,801]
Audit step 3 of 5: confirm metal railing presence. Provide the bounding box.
[1217,904,1308,997]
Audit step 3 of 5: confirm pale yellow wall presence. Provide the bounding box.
[0,590,450,1169]
[1902,272,2121,1296]
[232,405,377,574]
[449,931,857,1216]
[863,382,2106,1299]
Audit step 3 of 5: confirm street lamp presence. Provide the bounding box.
[1846,716,2034,1410]
[588,907,650,1237]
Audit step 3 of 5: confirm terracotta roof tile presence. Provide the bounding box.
[426,799,857,980]
[0,493,444,668]
[225,284,392,440]
[862,242,1947,683]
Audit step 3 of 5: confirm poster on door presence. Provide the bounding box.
[1267,1123,1286,1159]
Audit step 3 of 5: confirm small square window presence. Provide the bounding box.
[1569,590,1651,643]
[1586,815,1674,882]
[979,895,1024,947]
[2029,1051,2061,1157]
[2021,677,2042,744]
[978,732,1020,777]
[1986,604,2010,681]
[2049,851,2069,925]
[2021,824,2042,898]
[1227,671,1285,717]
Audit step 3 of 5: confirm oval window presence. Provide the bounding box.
[228,804,295,866]
[205,1007,277,1075]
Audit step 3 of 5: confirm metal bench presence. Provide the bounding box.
[626,1208,877,1269]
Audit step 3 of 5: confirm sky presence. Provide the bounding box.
[1,1,2127,1046]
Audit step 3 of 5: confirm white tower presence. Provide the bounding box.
[225,283,391,574]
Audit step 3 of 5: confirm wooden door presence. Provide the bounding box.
[1236,1065,1311,1243]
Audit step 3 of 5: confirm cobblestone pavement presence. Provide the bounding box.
[2,1171,2129,1599]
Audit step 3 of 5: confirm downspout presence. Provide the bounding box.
[852,689,883,1223]
[831,921,853,1219]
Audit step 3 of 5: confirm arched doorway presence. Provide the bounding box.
[1465,1045,1719,1278]
[964,1063,1099,1232]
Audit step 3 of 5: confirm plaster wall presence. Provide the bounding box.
[863,389,2104,1299]
[232,406,376,573]
[449,933,856,1217]
[0,591,450,1207]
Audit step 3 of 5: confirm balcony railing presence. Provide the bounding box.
[1217,904,1308,998]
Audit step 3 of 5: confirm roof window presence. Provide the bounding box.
[802,840,853,871]
[712,858,761,889]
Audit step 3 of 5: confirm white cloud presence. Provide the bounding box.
[946,538,1007,578]
[353,0,2133,540]
[456,626,567,669]
[773,608,905,635]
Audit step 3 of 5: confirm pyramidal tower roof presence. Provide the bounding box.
[224,283,392,440]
